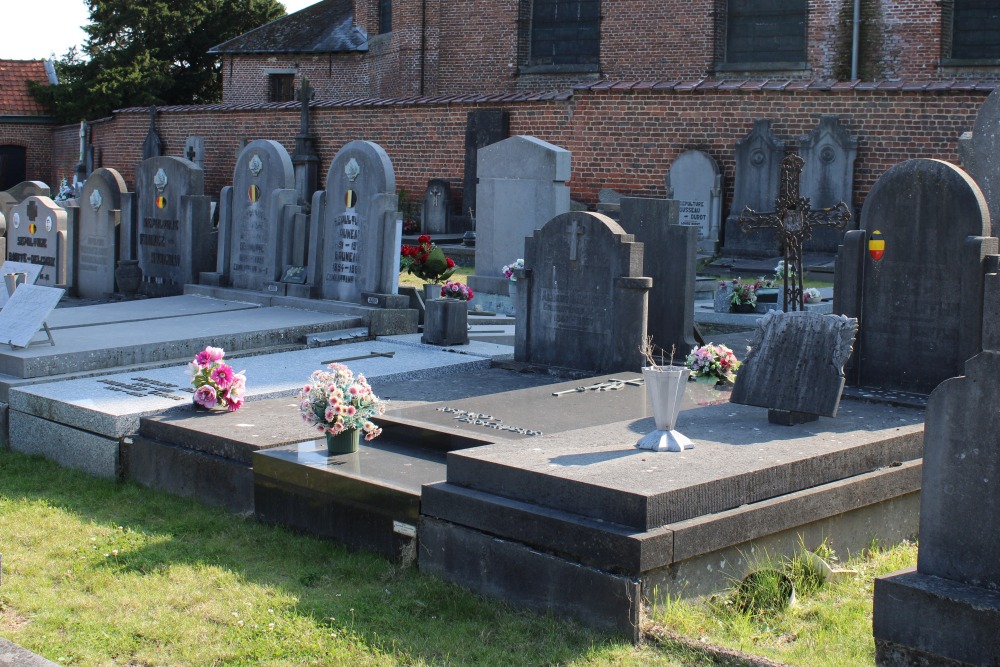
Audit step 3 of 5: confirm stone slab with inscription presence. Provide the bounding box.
[722,119,784,258]
[76,168,127,298]
[665,150,723,252]
[6,196,69,287]
[0,284,63,348]
[0,260,43,308]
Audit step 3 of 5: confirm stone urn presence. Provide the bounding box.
[636,365,694,452]
[115,259,143,297]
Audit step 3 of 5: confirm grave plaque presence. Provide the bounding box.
[515,211,651,373]
[722,119,785,257]
[76,168,127,298]
[422,179,450,234]
[6,196,69,287]
[799,116,858,253]
[0,260,43,308]
[309,141,401,303]
[665,150,723,252]
[134,156,215,296]
[834,159,996,395]
[0,284,64,348]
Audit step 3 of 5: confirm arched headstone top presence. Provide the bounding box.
[234,139,295,188]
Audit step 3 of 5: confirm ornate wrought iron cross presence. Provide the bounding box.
[738,154,852,311]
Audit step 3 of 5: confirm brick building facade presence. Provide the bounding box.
[0,60,57,191]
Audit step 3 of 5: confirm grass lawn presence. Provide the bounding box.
[398,266,473,291]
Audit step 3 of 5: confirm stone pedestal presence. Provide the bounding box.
[423,299,468,346]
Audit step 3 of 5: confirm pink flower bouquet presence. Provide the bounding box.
[299,363,386,441]
[188,346,246,411]
[685,343,741,384]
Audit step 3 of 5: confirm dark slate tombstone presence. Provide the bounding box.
[184,137,205,170]
[308,140,402,304]
[76,168,127,298]
[134,156,215,297]
[722,119,785,257]
[141,107,163,160]
[731,311,858,425]
[462,109,509,221]
[7,196,70,287]
[665,150,723,253]
[421,179,451,234]
[216,140,298,292]
[514,211,651,373]
[959,87,1000,227]
[618,197,697,358]
[799,116,858,253]
[834,159,997,395]
[873,349,1000,666]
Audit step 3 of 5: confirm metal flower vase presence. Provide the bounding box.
[326,429,360,455]
[636,366,694,452]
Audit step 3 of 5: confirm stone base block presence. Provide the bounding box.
[9,411,119,478]
[423,299,469,346]
[285,283,313,299]
[368,308,418,336]
[198,272,223,287]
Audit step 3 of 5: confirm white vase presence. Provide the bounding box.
[636,366,694,452]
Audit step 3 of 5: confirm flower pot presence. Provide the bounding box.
[423,283,442,305]
[326,429,360,455]
[636,366,694,452]
[422,298,469,345]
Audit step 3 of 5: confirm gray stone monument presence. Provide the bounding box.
[421,179,451,234]
[665,150,723,253]
[0,181,50,223]
[6,196,70,288]
[799,116,858,253]
[468,136,571,308]
[731,311,858,425]
[618,197,697,359]
[959,87,1000,227]
[308,140,403,305]
[76,168,127,298]
[834,159,997,395]
[133,156,215,297]
[514,211,651,373]
[461,108,510,224]
[184,137,205,170]
[722,119,785,257]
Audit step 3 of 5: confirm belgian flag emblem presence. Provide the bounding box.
[156,196,167,209]
[868,230,885,262]
[345,189,357,209]
[28,223,36,235]
[248,185,260,203]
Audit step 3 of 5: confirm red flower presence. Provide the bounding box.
[446,257,456,268]
[418,253,429,263]
[418,234,431,244]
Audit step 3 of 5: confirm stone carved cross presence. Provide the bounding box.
[186,144,197,162]
[738,154,851,311]
[26,200,37,221]
[299,77,314,135]
[567,220,585,261]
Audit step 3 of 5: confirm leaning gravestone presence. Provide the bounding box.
[0,260,43,308]
[468,136,571,305]
[422,179,450,234]
[619,197,697,358]
[722,119,785,257]
[134,156,215,297]
[76,168,127,298]
[308,140,402,304]
[6,196,70,287]
[799,116,858,253]
[514,211,651,373]
[0,284,64,348]
[731,311,858,424]
[665,150,723,253]
[834,159,996,395]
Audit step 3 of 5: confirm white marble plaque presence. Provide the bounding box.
[0,261,44,307]
[0,284,64,348]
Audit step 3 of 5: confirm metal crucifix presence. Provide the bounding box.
[738,154,852,311]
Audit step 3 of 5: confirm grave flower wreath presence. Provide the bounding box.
[685,343,740,384]
[188,346,246,411]
[299,363,386,440]
[400,235,457,283]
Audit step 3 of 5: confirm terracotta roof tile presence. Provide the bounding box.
[0,60,53,116]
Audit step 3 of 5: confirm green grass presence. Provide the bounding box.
[398,266,473,290]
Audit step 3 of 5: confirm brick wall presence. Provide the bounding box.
[0,122,57,188]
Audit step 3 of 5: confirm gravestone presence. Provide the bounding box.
[76,168,127,298]
[722,119,785,257]
[731,311,858,424]
[6,196,70,287]
[959,87,1000,227]
[141,107,163,160]
[468,136,571,305]
[799,116,858,253]
[834,159,996,395]
[308,140,402,304]
[0,260,43,308]
[291,77,320,211]
[184,137,205,170]
[0,212,4,267]
[665,150,723,253]
[134,156,215,297]
[213,140,299,292]
[0,181,50,223]
[422,179,451,234]
[0,284,64,348]
[618,197,697,357]
[461,108,510,224]
[514,211,651,373]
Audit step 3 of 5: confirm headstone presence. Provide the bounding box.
[0,284,64,348]
[215,140,299,292]
[468,136,571,303]
[141,107,163,160]
[76,168,127,298]
[514,211,651,373]
[462,109,510,222]
[722,119,785,257]
[0,181,50,223]
[421,179,451,234]
[959,87,1000,227]
[834,159,997,395]
[308,140,402,304]
[0,260,43,308]
[184,137,205,170]
[0,212,5,268]
[799,116,858,253]
[731,311,858,424]
[134,156,215,297]
[665,150,723,253]
[292,77,320,211]
[6,196,70,287]
[618,197,697,357]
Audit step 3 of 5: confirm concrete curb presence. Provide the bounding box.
[0,639,60,667]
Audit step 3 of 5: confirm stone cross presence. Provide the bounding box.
[26,200,37,221]
[567,220,585,260]
[299,77,314,135]
[738,154,851,310]
[186,144,196,162]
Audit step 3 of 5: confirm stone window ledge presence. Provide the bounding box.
[715,61,809,72]
[940,57,1000,68]
[518,64,600,76]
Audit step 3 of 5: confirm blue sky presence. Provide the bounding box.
[4,0,316,61]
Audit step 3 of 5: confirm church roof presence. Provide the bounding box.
[209,0,367,55]
[0,60,57,116]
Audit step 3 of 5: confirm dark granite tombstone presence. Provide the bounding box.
[834,159,997,395]
[665,150,723,253]
[421,179,451,234]
[873,348,1000,666]
[7,196,70,287]
[618,197,697,358]
[141,107,163,160]
[462,108,509,222]
[722,119,785,257]
[308,140,403,305]
[133,156,215,297]
[76,168,127,298]
[799,116,858,253]
[514,211,651,373]
[731,311,857,424]
[959,87,1000,227]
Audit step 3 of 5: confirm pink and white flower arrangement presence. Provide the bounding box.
[188,346,246,411]
[298,363,386,441]
[440,280,474,301]
[804,287,823,303]
[501,258,524,282]
[685,343,741,384]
